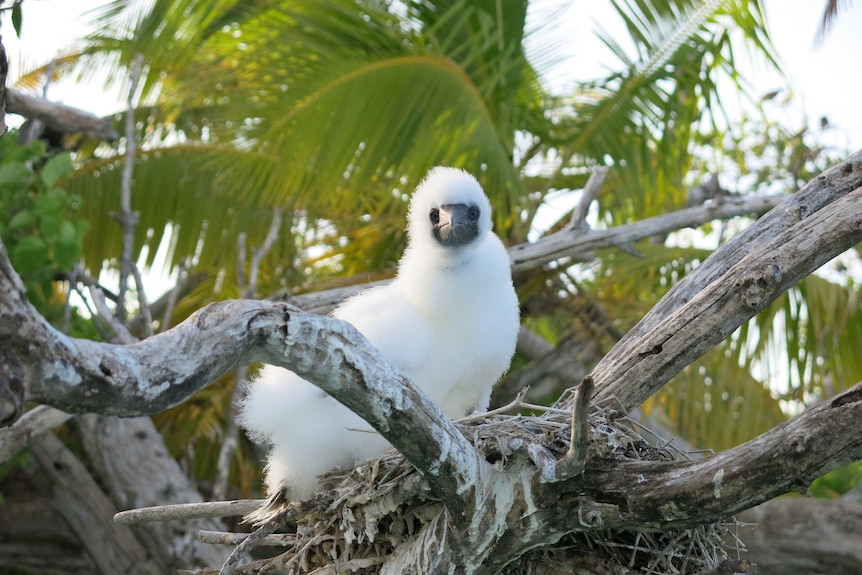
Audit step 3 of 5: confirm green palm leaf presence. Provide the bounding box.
[63,0,538,277]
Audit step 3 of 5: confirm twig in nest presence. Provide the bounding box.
[458,386,531,422]
[196,529,299,547]
[220,502,300,575]
[113,499,262,525]
[306,557,386,574]
[270,531,335,573]
[554,375,593,480]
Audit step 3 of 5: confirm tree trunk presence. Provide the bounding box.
[77,415,232,570]
[735,497,862,575]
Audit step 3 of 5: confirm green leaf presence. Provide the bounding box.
[11,236,48,274]
[33,188,67,217]
[8,210,36,231]
[40,153,73,188]
[40,213,62,239]
[11,2,23,38]
[54,220,81,270]
[74,218,91,238]
[0,162,31,187]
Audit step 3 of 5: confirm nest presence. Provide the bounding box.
[232,395,746,575]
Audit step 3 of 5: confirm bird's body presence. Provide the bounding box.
[240,167,519,518]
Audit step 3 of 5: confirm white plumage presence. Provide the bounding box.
[240,167,519,517]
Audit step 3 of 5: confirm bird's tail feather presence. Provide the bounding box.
[243,484,292,526]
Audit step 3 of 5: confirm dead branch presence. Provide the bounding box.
[1,245,485,551]
[510,192,787,274]
[114,500,262,525]
[195,530,299,547]
[593,151,862,412]
[567,167,608,231]
[0,405,72,463]
[142,382,862,573]
[116,53,145,323]
[1,135,861,571]
[736,497,862,575]
[29,433,163,574]
[5,88,119,141]
[595,149,862,411]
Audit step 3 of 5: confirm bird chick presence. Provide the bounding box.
[239,166,519,522]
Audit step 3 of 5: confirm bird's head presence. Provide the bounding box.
[406,167,493,254]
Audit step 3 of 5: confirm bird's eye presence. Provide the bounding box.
[429,208,440,225]
[468,206,480,221]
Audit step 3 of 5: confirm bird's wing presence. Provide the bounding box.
[238,365,322,443]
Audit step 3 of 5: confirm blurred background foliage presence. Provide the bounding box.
[4,0,861,499]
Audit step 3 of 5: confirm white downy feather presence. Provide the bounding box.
[240,166,520,514]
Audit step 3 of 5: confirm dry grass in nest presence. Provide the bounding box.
[231,395,745,575]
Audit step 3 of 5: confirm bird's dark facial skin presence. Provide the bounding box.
[430,203,480,247]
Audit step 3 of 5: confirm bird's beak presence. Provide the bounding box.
[433,203,479,247]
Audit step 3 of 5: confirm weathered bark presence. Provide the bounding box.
[595,150,862,411]
[5,88,119,141]
[76,415,231,569]
[0,414,231,572]
[2,142,861,571]
[284,191,787,316]
[27,433,163,575]
[735,497,862,575]
[0,471,98,575]
[3,230,862,573]
[508,192,786,274]
[0,405,73,462]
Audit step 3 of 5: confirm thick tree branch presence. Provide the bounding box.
[509,192,786,274]
[0,406,72,463]
[2,143,861,572]
[76,414,231,568]
[5,88,118,141]
[593,151,862,411]
[0,241,486,529]
[284,191,788,316]
[28,433,163,574]
[736,497,862,575]
[375,381,862,574]
[555,382,862,532]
